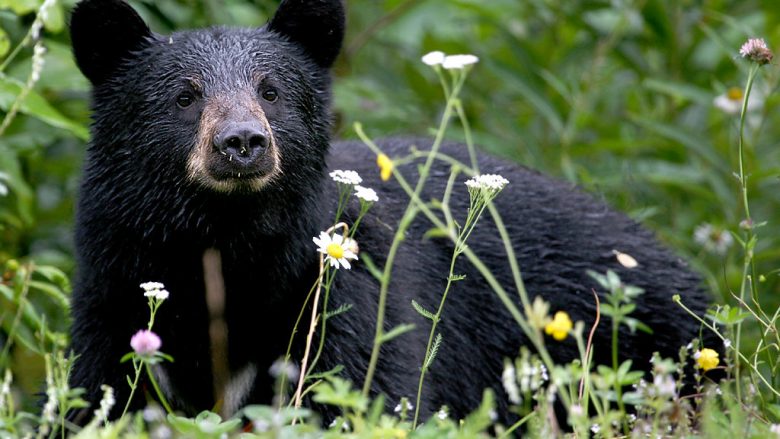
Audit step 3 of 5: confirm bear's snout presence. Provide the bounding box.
[213,121,270,164]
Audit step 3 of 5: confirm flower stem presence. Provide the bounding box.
[145,363,173,414]
[358,74,467,397]
[734,63,760,402]
[120,359,143,418]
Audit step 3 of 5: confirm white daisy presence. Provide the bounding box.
[354,185,378,203]
[329,170,362,185]
[713,86,764,115]
[313,232,359,270]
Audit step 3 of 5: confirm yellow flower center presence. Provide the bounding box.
[727,87,743,101]
[696,348,719,371]
[377,154,393,181]
[326,243,344,259]
[544,311,573,341]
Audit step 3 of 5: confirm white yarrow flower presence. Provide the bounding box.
[329,170,362,185]
[465,174,509,191]
[140,282,165,291]
[140,282,170,300]
[442,54,479,70]
[313,232,359,269]
[354,185,378,203]
[421,51,446,66]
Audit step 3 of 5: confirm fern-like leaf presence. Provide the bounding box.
[411,300,436,321]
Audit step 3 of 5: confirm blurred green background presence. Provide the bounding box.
[1,0,778,408]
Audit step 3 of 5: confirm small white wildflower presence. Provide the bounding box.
[141,282,169,300]
[724,339,732,349]
[421,51,446,66]
[465,174,509,192]
[442,54,479,70]
[30,42,46,83]
[652,374,676,397]
[0,369,11,412]
[269,360,299,382]
[693,223,733,255]
[140,282,165,291]
[93,385,115,425]
[143,405,165,422]
[570,404,583,417]
[254,419,270,433]
[144,289,170,300]
[770,424,780,436]
[436,408,448,420]
[591,423,601,434]
[488,409,498,422]
[313,232,358,270]
[501,363,521,405]
[329,169,362,185]
[628,414,637,423]
[354,185,378,203]
[393,400,413,413]
[715,386,723,396]
[686,342,693,351]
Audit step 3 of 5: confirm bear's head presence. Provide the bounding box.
[70,0,345,195]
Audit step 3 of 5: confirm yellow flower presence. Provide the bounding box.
[544,311,572,341]
[696,348,719,372]
[377,154,393,181]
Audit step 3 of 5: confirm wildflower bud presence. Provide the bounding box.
[739,218,753,230]
[740,38,773,65]
[5,259,19,272]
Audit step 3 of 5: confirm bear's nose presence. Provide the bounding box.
[214,122,269,162]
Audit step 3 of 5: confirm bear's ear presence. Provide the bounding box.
[267,0,345,69]
[70,0,153,85]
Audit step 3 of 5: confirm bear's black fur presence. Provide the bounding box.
[68,0,712,424]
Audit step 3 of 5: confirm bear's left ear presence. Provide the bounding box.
[70,0,154,85]
[268,0,345,69]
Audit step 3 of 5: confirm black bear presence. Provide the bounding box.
[67,0,712,425]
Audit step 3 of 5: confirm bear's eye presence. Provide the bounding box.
[261,88,278,103]
[176,92,195,108]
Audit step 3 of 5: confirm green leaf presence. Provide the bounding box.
[423,333,442,370]
[423,227,450,239]
[0,75,88,139]
[411,299,436,321]
[0,28,9,58]
[324,303,353,319]
[306,364,344,380]
[0,0,39,15]
[379,323,416,343]
[311,377,368,412]
[359,253,383,282]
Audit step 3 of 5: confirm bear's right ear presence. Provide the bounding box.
[70,0,153,85]
[268,0,345,69]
